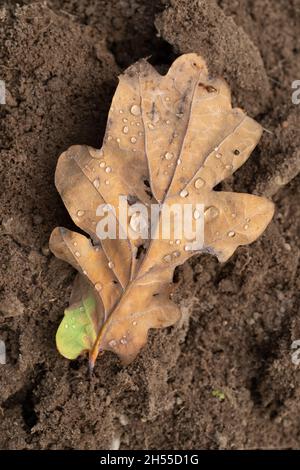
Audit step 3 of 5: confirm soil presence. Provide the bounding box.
[0,0,299,450]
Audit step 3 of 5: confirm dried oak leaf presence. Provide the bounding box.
[49,53,274,367]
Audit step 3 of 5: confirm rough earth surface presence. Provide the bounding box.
[0,0,299,449]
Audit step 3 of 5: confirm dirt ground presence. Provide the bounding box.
[0,0,299,450]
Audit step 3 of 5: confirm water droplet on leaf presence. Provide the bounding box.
[205,206,219,219]
[130,105,141,116]
[165,152,173,160]
[180,189,189,198]
[194,178,205,189]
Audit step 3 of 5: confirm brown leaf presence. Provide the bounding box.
[49,53,274,366]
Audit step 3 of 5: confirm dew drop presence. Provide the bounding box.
[130,136,137,143]
[77,210,84,217]
[108,261,114,269]
[148,122,155,130]
[105,166,112,173]
[184,245,192,252]
[180,189,189,198]
[173,251,180,257]
[130,104,141,116]
[166,120,170,124]
[175,239,181,245]
[99,160,106,168]
[120,337,127,345]
[89,148,104,159]
[93,178,100,188]
[109,339,117,347]
[75,251,80,258]
[65,324,69,329]
[116,138,120,143]
[205,206,219,219]
[244,224,249,230]
[215,152,222,159]
[123,118,128,123]
[132,321,137,326]
[123,126,129,134]
[95,282,103,291]
[105,180,110,185]
[177,158,182,165]
[193,209,201,219]
[119,109,123,114]
[231,213,237,218]
[165,152,173,160]
[225,164,233,170]
[83,270,87,275]
[233,149,240,155]
[246,218,250,223]
[73,241,77,247]
[194,178,205,189]
[163,254,172,263]
[165,96,170,102]
[228,230,236,237]
[107,135,112,141]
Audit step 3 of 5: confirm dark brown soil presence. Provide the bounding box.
[0,0,299,450]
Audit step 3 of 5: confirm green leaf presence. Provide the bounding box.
[56,275,103,360]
